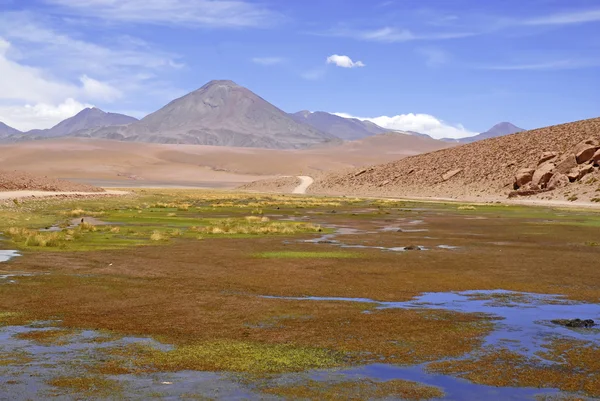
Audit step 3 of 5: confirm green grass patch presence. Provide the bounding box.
[255,251,361,259]
[107,340,343,374]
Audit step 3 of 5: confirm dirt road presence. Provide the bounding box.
[292,176,314,194]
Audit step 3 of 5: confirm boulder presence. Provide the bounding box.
[577,164,595,180]
[532,162,555,188]
[514,168,535,188]
[547,173,569,190]
[554,155,577,175]
[442,169,463,181]
[551,318,595,328]
[538,152,558,165]
[593,149,600,165]
[573,139,600,164]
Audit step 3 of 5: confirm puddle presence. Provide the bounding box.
[0,250,20,263]
[263,290,600,356]
[2,290,598,400]
[301,226,450,253]
[0,324,266,400]
[324,364,589,401]
[259,290,600,399]
[39,217,117,232]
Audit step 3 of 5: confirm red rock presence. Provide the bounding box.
[532,162,555,188]
[554,155,577,174]
[593,149,600,165]
[573,139,600,164]
[514,168,535,188]
[538,152,558,165]
[547,173,569,190]
[442,169,462,181]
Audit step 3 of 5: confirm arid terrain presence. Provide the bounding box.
[0,133,450,189]
[239,117,600,205]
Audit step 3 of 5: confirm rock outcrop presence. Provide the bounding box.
[511,138,600,197]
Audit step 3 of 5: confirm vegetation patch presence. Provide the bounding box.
[261,378,445,400]
[46,376,123,397]
[0,350,32,367]
[15,328,78,346]
[101,340,343,374]
[191,217,322,236]
[427,340,600,397]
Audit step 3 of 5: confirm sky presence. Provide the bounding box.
[0,0,599,138]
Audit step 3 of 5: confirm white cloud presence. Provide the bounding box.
[334,112,476,139]
[323,26,475,43]
[0,12,183,131]
[251,57,285,66]
[523,8,600,26]
[0,12,182,76]
[44,0,281,28]
[326,54,365,68]
[0,98,92,131]
[80,75,122,101]
[479,59,600,71]
[417,47,449,67]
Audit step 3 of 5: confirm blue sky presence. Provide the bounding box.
[0,0,599,138]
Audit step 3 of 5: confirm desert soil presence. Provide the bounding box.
[0,135,449,188]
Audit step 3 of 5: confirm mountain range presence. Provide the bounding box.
[0,79,523,148]
[290,110,388,140]
[441,122,524,143]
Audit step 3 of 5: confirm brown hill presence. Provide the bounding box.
[312,117,600,202]
[0,171,104,192]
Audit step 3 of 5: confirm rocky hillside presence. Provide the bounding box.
[0,171,104,192]
[311,117,600,202]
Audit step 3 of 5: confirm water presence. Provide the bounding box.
[0,324,266,400]
[263,290,600,356]
[0,250,20,263]
[302,226,454,253]
[3,287,598,400]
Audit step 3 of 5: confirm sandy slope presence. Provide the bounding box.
[311,117,600,203]
[0,134,449,187]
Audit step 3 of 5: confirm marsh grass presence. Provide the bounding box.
[47,376,123,397]
[192,218,322,236]
[261,378,445,401]
[64,209,105,218]
[255,251,360,259]
[101,340,343,374]
[15,328,78,346]
[0,311,29,327]
[0,350,33,367]
[428,340,600,397]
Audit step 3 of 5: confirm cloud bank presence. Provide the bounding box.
[334,112,476,139]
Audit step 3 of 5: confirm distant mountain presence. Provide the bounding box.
[23,108,137,139]
[78,80,339,149]
[442,122,524,144]
[0,121,21,138]
[290,110,387,140]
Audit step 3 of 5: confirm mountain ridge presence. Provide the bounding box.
[74,80,339,149]
[290,110,388,140]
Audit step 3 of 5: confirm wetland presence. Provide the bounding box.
[1,189,600,400]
